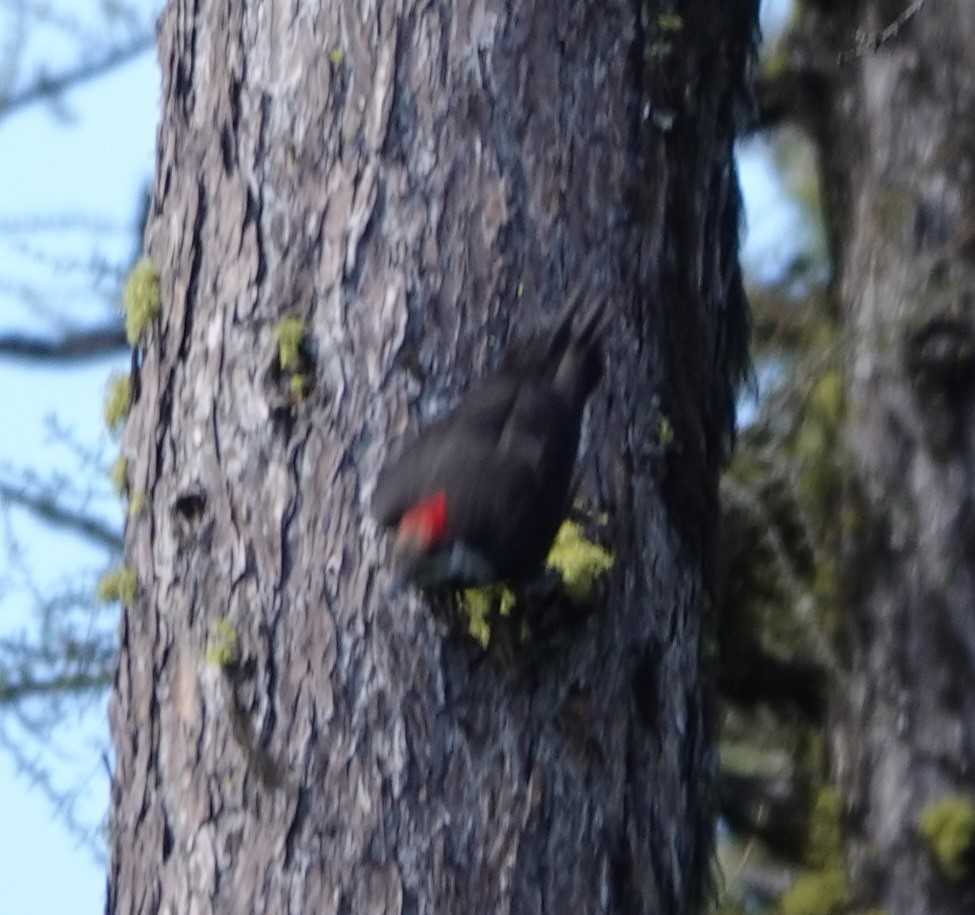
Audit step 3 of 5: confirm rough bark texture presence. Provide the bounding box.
[799,1,975,911]
[107,1,753,913]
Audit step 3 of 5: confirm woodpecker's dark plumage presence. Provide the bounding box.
[373,292,607,587]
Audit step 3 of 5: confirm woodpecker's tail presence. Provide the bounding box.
[573,294,610,351]
[547,284,608,402]
[511,277,608,362]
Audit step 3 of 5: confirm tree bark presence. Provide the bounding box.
[803,1,975,911]
[106,2,754,913]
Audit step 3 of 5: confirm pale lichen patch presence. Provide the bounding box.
[104,373,132,434]
[122,257,161,346]
[97,566,138,604]
[546,520,614,603]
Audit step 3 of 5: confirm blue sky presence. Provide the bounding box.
[0,1,796,911]
[0,2,159,905]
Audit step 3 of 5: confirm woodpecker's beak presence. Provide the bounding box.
[381,527,425,596]
[392,526,427,569]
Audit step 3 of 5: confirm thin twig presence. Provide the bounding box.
[0,35,154,121]
[0,670,112,705]
[0,322,127,362]
[840,0,928,63]
[0,478,122,552]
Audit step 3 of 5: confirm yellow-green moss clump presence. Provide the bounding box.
[288,372,311,398]
[274,316,313,400]
[206,618,240,668]
[275,316,306,372]
[807,786,845,869]
[656,12,683,31]
[546,520,614,603]
[109,455,128,497]
[104,373,132,434]
[456,520,611,648]
[122,257,161,346]
[97,566,138,604]
[777,785,851,915]
[779,869,851,915]
[657,414,675,448]
[460,585,516,648]
[810,369,845,426]
[918,795,975,880]
[129,490,146,517]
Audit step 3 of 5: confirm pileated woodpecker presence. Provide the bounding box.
[373,293,607,587]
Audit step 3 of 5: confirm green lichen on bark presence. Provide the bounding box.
[128,491,146,517]
[776,784,852,912]
[453,521,611,650]
[459,585,517,648]
[273,316,313,400]
[275,317,306,372]
[778,868,851,915]
[109,455,129,497]
[807,786,844,869]
[206,618,240,669]
[122,257,161,346]
[545,520,614,603]
[97,566,138,605]
[656,12,683,31]
[918,795,975,880]
[104,373,132,434]
[657,413,676,448]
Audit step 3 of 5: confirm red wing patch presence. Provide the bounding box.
[398,490,449,547]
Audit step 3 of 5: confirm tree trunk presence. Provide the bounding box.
[802,1,975,911]
[106,1,754,913]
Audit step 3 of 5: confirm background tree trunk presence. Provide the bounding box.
[800,1,975,911]
[107,1,754,913]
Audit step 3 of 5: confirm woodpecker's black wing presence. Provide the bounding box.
[373,348,578,532]
[374,290,608,584]
[374,379,584,582]
[372,374,522,527]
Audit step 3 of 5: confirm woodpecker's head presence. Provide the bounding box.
[391,490,449,567]
[386,489,498,586]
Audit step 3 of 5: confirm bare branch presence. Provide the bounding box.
[0,213,133,235]
[0,321,127,362]
[0,723,106,856]
[0,669,111,706]
[0,35,154,122]
[840,0,928,63]
[0,477,122,552]
[752,1,929,130]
